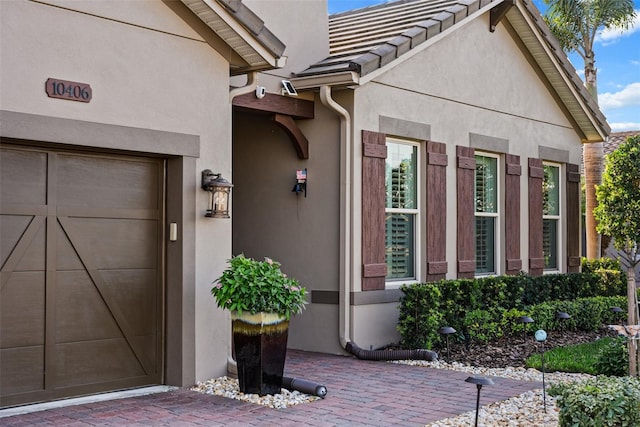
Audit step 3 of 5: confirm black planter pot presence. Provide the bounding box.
[232,312,289,396]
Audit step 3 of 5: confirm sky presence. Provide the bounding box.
[327,0,640,132]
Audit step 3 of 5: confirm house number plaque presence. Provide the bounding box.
[46,78,92,103]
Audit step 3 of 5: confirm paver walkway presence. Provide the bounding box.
[1,349,541,426]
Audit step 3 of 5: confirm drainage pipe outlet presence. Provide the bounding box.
[282,376,327,398]
[346,342,438,361]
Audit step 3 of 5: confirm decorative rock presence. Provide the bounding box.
[191,376,320,409]
[393,360,593,427]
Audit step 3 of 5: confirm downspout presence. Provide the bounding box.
[227,70,258,379]
[319,85,352,349]
[229,71,258,102]
[319,86,437,362]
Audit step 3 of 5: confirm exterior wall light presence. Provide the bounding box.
[201,170,233,218]
[292,168,307,197]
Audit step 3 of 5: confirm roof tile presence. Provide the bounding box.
[432,11,455,30]
[403,26,428,47]
[387,35,413,56]
[371,43,400,66]
[417,19,442,39]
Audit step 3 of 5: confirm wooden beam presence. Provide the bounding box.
[490,0,516,32]
[273,114,309,159]
[233,92,314,119]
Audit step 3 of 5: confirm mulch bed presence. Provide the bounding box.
[434,328,620,368]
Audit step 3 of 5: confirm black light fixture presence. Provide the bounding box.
[465,376,495,427]
[535,329,548,412]
[438,326,456,362]
[201,169,233,218]
[292,168,307,197]
[517,316,534,342]
[611,306,625,325]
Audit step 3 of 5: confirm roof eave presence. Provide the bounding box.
[508,1,610,142]
[180,0,286,74]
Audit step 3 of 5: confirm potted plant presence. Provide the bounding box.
[211,254,306,395]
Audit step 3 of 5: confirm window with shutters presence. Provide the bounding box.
[543,163,561,271]
[474,153,500,275]
[385,139,418,281]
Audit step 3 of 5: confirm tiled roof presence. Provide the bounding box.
[606,131,640,156]
[297,0,491,77]
[295,0,609,141]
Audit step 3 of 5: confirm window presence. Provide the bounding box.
[543,163,560,270]
[385,140,418,281]
[475,154,499,275]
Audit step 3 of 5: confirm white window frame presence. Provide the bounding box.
[543,162,562,272]
[474,152,501,276]
[384,138,420,287]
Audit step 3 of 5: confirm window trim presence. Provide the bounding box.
[542,162,562,272]
[384,137,421,287]
[474,152,501,276]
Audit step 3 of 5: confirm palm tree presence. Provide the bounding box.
[543,0,636,259]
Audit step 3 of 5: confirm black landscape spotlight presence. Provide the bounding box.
[517,316,534,342]
[465,376,495,427]
[535,329,548,412]
[556,311,571,334]
[438,326,456,362]
[611,306,625,325]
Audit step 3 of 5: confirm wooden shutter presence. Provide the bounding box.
[426,141,448,281]
[456,146,475,278]
[566,163,581,272]
[505,154,522,274]
[528,158,544,276]
[362,130,387,290]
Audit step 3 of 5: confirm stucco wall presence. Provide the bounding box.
[347,12,583,349]
[1,0,234,384]
[234,0,329,94]
[232,98,344,353]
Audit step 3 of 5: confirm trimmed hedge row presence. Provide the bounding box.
[397,263,627,349]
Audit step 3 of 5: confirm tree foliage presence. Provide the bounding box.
[543,0,636,60]
[595,136,640,267]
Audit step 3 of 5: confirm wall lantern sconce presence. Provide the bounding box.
[201,169,233,218]
[292,168,307,197]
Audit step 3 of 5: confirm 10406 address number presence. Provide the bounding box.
[46,78,92,103]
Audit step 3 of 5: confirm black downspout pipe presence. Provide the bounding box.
[345,341,438,361]
[282,376,328,398]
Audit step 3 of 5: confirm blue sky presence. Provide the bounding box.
[327,0,640,132]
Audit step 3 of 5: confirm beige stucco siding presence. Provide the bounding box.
[232,101,344,353]
[1,0,233,383]
[346,11,583,349]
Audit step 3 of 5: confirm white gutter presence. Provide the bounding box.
[319,85,352,349]
[229,71,258,102]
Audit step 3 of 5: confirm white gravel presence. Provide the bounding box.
[394,359,593,427]
[191,376,321,408]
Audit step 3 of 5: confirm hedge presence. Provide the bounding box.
[397,265,627,349]
[550,376,640,427]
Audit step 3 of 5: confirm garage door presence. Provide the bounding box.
[1,144,164,408]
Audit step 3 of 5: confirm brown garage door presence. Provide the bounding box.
[0,143,164,408]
